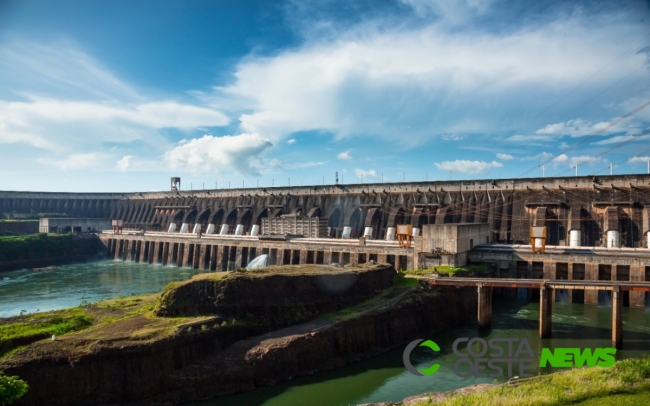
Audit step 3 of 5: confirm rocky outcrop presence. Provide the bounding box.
[1,284,477,406]
[155,264,396,327]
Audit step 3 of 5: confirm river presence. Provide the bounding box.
[0,260,206,317]
[1,262,649,405]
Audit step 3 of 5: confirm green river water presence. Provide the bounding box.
[1,261,649,406]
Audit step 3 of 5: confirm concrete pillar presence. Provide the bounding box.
[612,287,623,349]
[193,244,201,269]
[114,240,123,260]
[139,241,148,263]
[585,263,599,305]
[214,245,223,272]
[217,245,225,271]
[477,285,492,329]
[377,253,387,264]
[630,265,646,309]
[134,241,142,263]
[182,243,191,267]
[160,242,168,265]
[539,285,553,338]
[299,250,308,264]
[234,247,243,269]
[324,250,332,265]
[152,242,161,264]
[407,254,414,270]
[566,263,574,303]
[349,252,359,266]
[198,244,207,270]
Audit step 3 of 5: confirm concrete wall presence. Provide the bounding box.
[39,218,112,233]
[421,223,491,254]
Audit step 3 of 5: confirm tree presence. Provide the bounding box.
[0,371,28,406]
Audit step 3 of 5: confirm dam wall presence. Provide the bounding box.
[2,174,650,246]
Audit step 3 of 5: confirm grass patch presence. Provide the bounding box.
[417,357,650,406]
[404,264,490,277]
[0,308,92,358]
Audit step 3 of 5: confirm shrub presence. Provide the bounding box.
[0,372,28,405]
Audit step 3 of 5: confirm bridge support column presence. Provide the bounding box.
[324,251,332,265]
[543,262,556,302]
[630,265,646,309]
[585,264,599,305]
[299,250,308,265]
[612,287,623,349]
[377,253,387,264]
[539,285,553,338]
[477,285,492,329]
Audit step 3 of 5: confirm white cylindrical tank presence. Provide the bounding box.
[607,230,620,248]
[386,227,396,241]
[192,224,201,234]
[363,227,373,239]
[180,223,189,233]
[569,230,581,247]
[647,231,650,249]
[167,223,177,233]
[251,224,260,236]
[342,226,352,239]
[219,224,229,235]
[205,224,215,234]
[534,238,544,250]
[412,227,420,237]
[234,224,244,235]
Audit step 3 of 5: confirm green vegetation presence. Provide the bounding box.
[0,308,92,358]
[404,264,490,277]
[0,233,99,262]
[417,357,650,406]
[0,371,28,405]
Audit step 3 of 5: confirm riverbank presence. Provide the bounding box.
[0,264,478,405]
[365,356,650,406]
[0,233,105,272]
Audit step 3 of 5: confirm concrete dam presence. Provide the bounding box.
[3,174,650,247]
[2,174,650,316]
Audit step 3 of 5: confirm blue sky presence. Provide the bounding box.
[1,0,650,192]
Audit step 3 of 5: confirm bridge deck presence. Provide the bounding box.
[412,276,650,291]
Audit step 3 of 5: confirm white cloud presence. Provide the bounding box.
[116,156,132,172]
[38,153,105,171]
[287,138,296,144]
[535,119,621,138]
[354,168,377,180]
[338,151,352,160]
[434,160,503,174]
[593,134,650,145]
[522,151,554,161]
[551,154,600,168]
[496,153,514,160]
[216,10,646,145]
[399,0,493,23]
[552,154,569,163]
[629,156,650,163]
[163,133,273,175]
[441,134,466,141]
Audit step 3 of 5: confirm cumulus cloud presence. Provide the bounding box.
[434,160,503,174]
[354,168,377,180]
[116,156,132,172]
[496,153,514,160]
[216,9,647,145]
[287,138,296,144]
[551,154,599,168]
[163,133,273,175]
[629,156,650,163]
[338,151,352,160]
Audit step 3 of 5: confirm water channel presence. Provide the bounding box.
[1,261,650,405]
